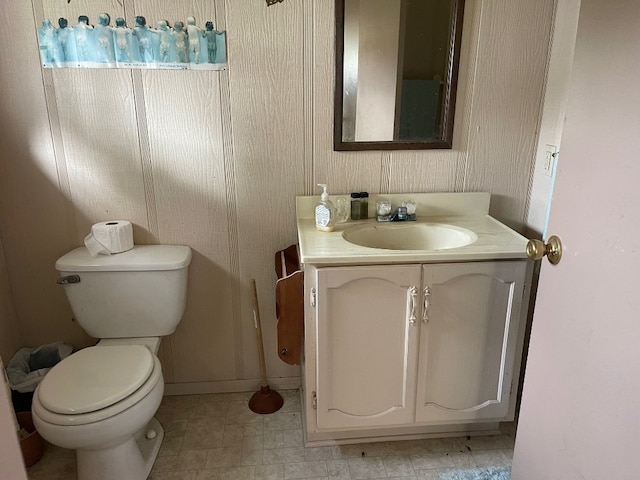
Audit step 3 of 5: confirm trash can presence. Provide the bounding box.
[16,411,44,467]
[6,342,72,411]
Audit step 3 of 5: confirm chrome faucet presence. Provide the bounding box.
[390,206,416,222]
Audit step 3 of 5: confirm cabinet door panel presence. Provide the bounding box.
[316,265,421,429]
[416,261,526,423]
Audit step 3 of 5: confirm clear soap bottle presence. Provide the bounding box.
[315,184,336,232]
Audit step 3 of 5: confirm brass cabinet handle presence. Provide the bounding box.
[526,235,563,265]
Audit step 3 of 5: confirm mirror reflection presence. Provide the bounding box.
[335,0,465,150]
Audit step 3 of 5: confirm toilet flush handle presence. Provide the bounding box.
[57,275,81,285]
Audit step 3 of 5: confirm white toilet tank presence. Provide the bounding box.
[55,245,192,339]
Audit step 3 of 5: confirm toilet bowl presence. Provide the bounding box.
[32,343,165,480]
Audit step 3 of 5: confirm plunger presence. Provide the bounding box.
[248,279,284,414]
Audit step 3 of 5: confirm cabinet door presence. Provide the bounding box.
[315,265,421,429]
[416,261,527,423]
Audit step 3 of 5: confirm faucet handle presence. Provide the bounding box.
[376,200,392,216]
[403,200,417,216]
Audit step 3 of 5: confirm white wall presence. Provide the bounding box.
[525,0,581,236]
[0,0,555,393]
[0,236,21,362]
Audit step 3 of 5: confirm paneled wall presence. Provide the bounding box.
[0,0,554,392]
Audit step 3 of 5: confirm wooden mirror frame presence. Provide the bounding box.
[333,0,466,151]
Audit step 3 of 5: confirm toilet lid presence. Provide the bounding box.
[38,345,155,415]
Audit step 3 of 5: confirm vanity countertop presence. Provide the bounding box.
[296,193,529,266]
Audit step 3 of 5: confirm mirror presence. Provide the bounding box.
[334,0,465,150]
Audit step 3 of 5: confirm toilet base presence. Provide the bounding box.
[77,417,164,480]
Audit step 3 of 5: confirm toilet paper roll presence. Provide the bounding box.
[84,221,134,257]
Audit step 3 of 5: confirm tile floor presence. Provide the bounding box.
[27,389,515,480]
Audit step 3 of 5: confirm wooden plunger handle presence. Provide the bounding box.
[251,279,269,388]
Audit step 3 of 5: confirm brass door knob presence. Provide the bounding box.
[526,235,563,265]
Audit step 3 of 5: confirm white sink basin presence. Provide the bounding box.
[342,223,478,251]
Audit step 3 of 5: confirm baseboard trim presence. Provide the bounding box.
[304,422,502,446]
[164,376,302,396]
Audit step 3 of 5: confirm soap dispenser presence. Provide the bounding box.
[315,184,336,232]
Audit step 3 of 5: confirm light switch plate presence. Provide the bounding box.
[543,144,558,177]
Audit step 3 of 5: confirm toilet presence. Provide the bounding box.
[31,245,192,480]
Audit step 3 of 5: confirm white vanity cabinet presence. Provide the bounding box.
[303,259,530,442]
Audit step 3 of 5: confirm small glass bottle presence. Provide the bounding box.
[350,192,361,220]
[359,192,369,219]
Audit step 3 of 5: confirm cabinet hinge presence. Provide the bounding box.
[312,391,317,409]
[310,288,316,307]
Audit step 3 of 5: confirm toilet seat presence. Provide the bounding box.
[40,345,155,414]
[33,346,162,426]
